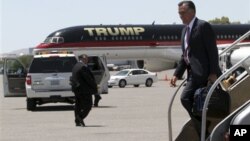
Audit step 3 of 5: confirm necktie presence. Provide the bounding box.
[184,26,190,64]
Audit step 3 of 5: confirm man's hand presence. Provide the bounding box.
[170,76,178,87]
[208,74,217,85]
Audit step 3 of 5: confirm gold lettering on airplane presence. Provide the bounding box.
[107,28,120,36]
[133,27,145,35]
[119,27,134,35]
[95,28,108,36]
[84,28,95,36]
[84,27,145,36]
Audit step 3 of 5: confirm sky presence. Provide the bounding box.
[1,0,250,53]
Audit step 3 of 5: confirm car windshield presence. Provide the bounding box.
[114,70,129,76]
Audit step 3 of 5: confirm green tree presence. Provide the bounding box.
[209,16,231,24]
[18,55,33,69]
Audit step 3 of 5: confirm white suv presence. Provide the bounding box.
[25,51,110,110]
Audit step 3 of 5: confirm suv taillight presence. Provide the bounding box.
[26,75,31,85]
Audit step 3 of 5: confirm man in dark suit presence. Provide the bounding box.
[170,0,221,137]
[71,54,97,127]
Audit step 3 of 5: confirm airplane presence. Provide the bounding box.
[35,24,250,71]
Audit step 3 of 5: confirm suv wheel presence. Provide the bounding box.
[145,78,153,87]
[119,80,126,88]
[27,98,36,111]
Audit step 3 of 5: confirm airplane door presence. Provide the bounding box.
[2,58,27,97]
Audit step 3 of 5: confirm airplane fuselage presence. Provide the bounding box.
[35,24,250,71]
[37,24,250,48]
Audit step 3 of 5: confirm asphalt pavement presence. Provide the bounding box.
[0,70,189,141]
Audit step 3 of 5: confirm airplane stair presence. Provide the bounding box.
[167,30,250,141]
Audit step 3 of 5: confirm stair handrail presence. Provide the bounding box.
[201,54,250,141]
[167,79,186,141]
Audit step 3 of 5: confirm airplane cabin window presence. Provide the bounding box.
[175,35,178,40]
[171,36,174,40]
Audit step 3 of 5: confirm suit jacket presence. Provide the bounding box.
[174,18,221,85]
[71,62,97,95]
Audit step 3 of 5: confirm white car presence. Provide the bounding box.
[108,69,158,88]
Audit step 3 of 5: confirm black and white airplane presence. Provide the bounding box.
[35,24,250,71]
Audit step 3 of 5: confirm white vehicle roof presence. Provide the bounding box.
[34,53,75,58]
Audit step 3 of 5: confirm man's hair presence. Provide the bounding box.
[178,0,196,13]
[78,54,88,60]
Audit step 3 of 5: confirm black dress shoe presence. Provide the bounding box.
[75,123,81,126]
[75,121,85,127]
[94,95,101,107]
[94,103,98,107]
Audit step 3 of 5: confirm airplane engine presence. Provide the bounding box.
[135,59,176,72]
[231,47,250,66]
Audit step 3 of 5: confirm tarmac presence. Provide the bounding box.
[0,69,189,141]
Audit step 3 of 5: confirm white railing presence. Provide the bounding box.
[201,55,250,141]
[167,79,186,141]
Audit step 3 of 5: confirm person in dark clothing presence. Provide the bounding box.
[169,1,221,138]
[93,94,102,107]
[71,54,97,127]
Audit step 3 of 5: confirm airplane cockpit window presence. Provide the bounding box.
[52,38,57,43]
[58,37,64,43]
[44,37,64,43]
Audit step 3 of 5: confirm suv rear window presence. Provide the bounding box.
[29,57,77,73]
